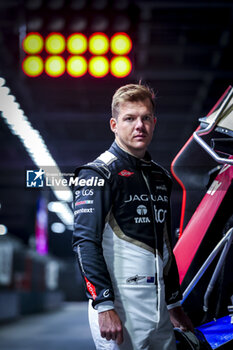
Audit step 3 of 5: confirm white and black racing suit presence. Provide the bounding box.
[73,141,182,350]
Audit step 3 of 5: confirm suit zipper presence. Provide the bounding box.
[141,169,161,316]
[141,170,157,252]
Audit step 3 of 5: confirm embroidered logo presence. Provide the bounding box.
[84,277,97,300]
[103,289,110,298]
[169,291,179,301]
[118,170,134,177]
[136,205,147,215]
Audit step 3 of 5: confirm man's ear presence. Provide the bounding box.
[110,117,117,134]
[154,116,157,126]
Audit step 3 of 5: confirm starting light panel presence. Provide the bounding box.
[22,32,133,78]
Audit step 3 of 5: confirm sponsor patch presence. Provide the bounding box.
[118,170,134,177]
[75,200,94,206]
[147,276,155,283]
[75,189,94,198]
[74,208,95,215]
[169,291,179,300]
[103,289,110,298]
[136,205,147,215]
[124,194,168,203]
[84,277,97,300]
[126,275,145,283]
[126,275,155,284]
[134,217,151,223]
[156,185,167,191]
[75,190,81,198]
[154,205,167,223]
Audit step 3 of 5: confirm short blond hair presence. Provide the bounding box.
[111,83,155,119]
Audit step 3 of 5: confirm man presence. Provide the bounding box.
[73,84,193,349]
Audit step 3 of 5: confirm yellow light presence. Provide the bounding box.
[67,56,87,77]
[67,34,87,54]
[110,33,132,55]
[23,33,44,54]
[110,56,132,78]
[89,33,109,55]
[45,56,66,77]
[22,56,44,77]
[89,56,109,78]
[45,33,66,54]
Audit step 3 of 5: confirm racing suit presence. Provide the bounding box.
[73,141,182,350]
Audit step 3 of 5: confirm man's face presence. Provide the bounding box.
[110,98,156,158]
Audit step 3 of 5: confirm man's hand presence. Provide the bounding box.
[98,309,124,345]
[169,306,194,333]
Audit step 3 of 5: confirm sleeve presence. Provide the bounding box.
[163,180,183,308]
[72,167,115,309]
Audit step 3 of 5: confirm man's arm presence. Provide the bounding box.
[98,310,123,345]
[72,167,124,343]
[73,167,115,307]
[169,306,194,332]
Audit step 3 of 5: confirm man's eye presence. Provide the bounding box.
[143,116,151,121]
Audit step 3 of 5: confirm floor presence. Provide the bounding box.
[0,302,96,350]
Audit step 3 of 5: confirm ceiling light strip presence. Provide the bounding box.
[0,78,73,227]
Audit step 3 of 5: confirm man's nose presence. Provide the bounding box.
[135,118,144,129]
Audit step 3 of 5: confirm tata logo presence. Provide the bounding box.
[118,169,134,177]
[135,205,150,223]
[134,217,151,223]
[136,205,147,215]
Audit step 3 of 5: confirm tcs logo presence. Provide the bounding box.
[75,189,94,198]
